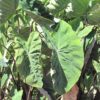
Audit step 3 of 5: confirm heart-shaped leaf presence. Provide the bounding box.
[15,31,43,88]
[50,20,84,94]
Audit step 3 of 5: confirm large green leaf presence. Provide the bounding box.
[65,0,90,18]
[25,31,43,87]
[50,20,84,94]
[87,3,100,25]
[46,0,90,17]
[15,31,43,88]
[26,10,54,27]
[0,0,18,24]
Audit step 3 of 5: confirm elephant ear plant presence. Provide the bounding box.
[0,0,100,100]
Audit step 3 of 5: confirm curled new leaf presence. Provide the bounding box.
[15,31,43,88]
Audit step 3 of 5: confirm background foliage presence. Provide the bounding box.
[0,0,100,100]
